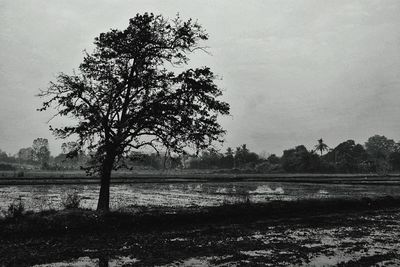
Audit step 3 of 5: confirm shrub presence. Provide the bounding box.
[7,197,25,218]
[0,164,16,171]
[62,191,81,209]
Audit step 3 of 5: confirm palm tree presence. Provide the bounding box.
[315,138,329,156]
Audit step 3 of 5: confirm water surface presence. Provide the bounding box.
[1,181,400,212]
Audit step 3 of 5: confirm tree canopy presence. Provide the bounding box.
[38,13,230,210]
[314,138,329,155]
[32,138,50,168]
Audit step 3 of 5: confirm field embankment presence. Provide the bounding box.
[1,170,400,185]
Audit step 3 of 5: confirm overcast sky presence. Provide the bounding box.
[1,0,400,156]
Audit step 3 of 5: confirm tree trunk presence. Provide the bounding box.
[97,151,116,211]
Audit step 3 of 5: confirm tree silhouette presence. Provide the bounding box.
[315,138,329,156]
[365,135,396,174]
[32,138,50,168]
[38,13,230,211]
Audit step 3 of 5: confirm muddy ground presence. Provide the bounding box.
[1,200,400,266]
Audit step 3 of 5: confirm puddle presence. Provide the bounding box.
[170,237,187,242]
[159,256,233,267]
[240,250,273,257]
[306,254,353,267]
[33,256,139,267]
[216,187,228,194]
[376,259,400,266]
[249,185,284,195]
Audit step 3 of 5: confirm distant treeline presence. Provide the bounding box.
[185,136,400,174]
[1,135,400,174]
[0,139,88,171]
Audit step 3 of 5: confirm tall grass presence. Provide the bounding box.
[6,196,25,218]
[61,191,81,209]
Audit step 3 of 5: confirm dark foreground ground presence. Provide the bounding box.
[2,197,400,266]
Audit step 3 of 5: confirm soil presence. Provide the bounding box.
[1,199,400,266]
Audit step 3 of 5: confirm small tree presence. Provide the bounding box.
[315,138,329,156]
[32,138,50,168]
[38,13,230,211]
[18,147,35,162]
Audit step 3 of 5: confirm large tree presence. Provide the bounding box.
[365,135,396,160]
[365,135,398,174]
[281,145,322,173]
[324,140,368,173]
[38,13,230,211]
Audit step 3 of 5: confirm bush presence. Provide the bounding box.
[0,164,16,171]
[7,197,25,218]
[255,162,283,173]
[62,191,81,209]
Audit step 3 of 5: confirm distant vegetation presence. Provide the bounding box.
[1,134,400,174]
[0,140,88,172]
[184,135,400,174]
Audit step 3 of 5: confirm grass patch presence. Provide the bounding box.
[61,191,81,209]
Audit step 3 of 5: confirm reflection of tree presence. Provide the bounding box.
[99,256,109,267]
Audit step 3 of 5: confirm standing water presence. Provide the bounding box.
[1,181,400,212]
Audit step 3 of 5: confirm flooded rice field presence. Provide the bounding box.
[1,181,400,212]
[3,180,400,265]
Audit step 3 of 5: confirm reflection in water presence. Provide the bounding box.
[318,189,329,195]
[99,256,108,267]
[1,181,400,212]
[249,185,284,194]
[33,256,139,267]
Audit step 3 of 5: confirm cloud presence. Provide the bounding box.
[1,0,400,155]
